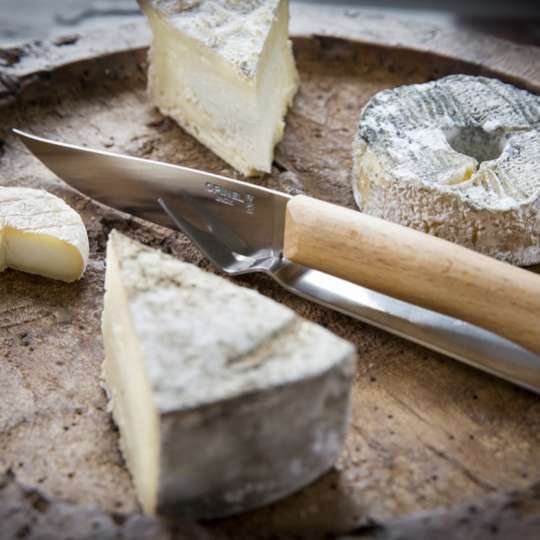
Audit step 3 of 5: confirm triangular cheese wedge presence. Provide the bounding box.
[101,230,355,518]
[0,187,88,282]
[139,0,299,176]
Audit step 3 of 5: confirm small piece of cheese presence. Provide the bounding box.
[139,0,299,176]
[353,75,540,265]
[102,230,355,518]
[0,187,89,282]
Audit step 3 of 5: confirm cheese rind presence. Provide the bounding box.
[102,231,355,518]
[139,0,299,176]
[0,187,88,282]
[353,75,540,265]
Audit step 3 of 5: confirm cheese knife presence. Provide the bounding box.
[14,129,540,393]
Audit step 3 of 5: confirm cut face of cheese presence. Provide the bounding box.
[353,75,540,265]
[139,0,299,176]
[0,187,89,282]
[102,230,355,518]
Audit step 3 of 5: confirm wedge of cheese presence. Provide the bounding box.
[0,187,88,282]
[139,0,299,176]
[353,75,540,265]
[102,230,355,518]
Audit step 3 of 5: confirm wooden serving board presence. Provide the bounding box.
[1,6,539,539]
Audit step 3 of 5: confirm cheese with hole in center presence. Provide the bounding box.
[138,0,299,176]
[101,230,355,518]
[0,187,88,282]
[353,75,540,265]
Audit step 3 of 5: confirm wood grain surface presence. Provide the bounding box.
[1,7,540,540]
[1,470,539,540]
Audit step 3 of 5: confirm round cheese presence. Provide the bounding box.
[353,75,540,265]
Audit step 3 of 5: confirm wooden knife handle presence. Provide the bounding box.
[283,195,540,357]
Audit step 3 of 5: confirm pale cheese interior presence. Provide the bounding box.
[0,187,89,282]
[102,244,160,515]
[144,0,298,176]
[0,226,85,282]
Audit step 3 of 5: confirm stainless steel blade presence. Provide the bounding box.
[16,129,540,393]
[14,129,289,264]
